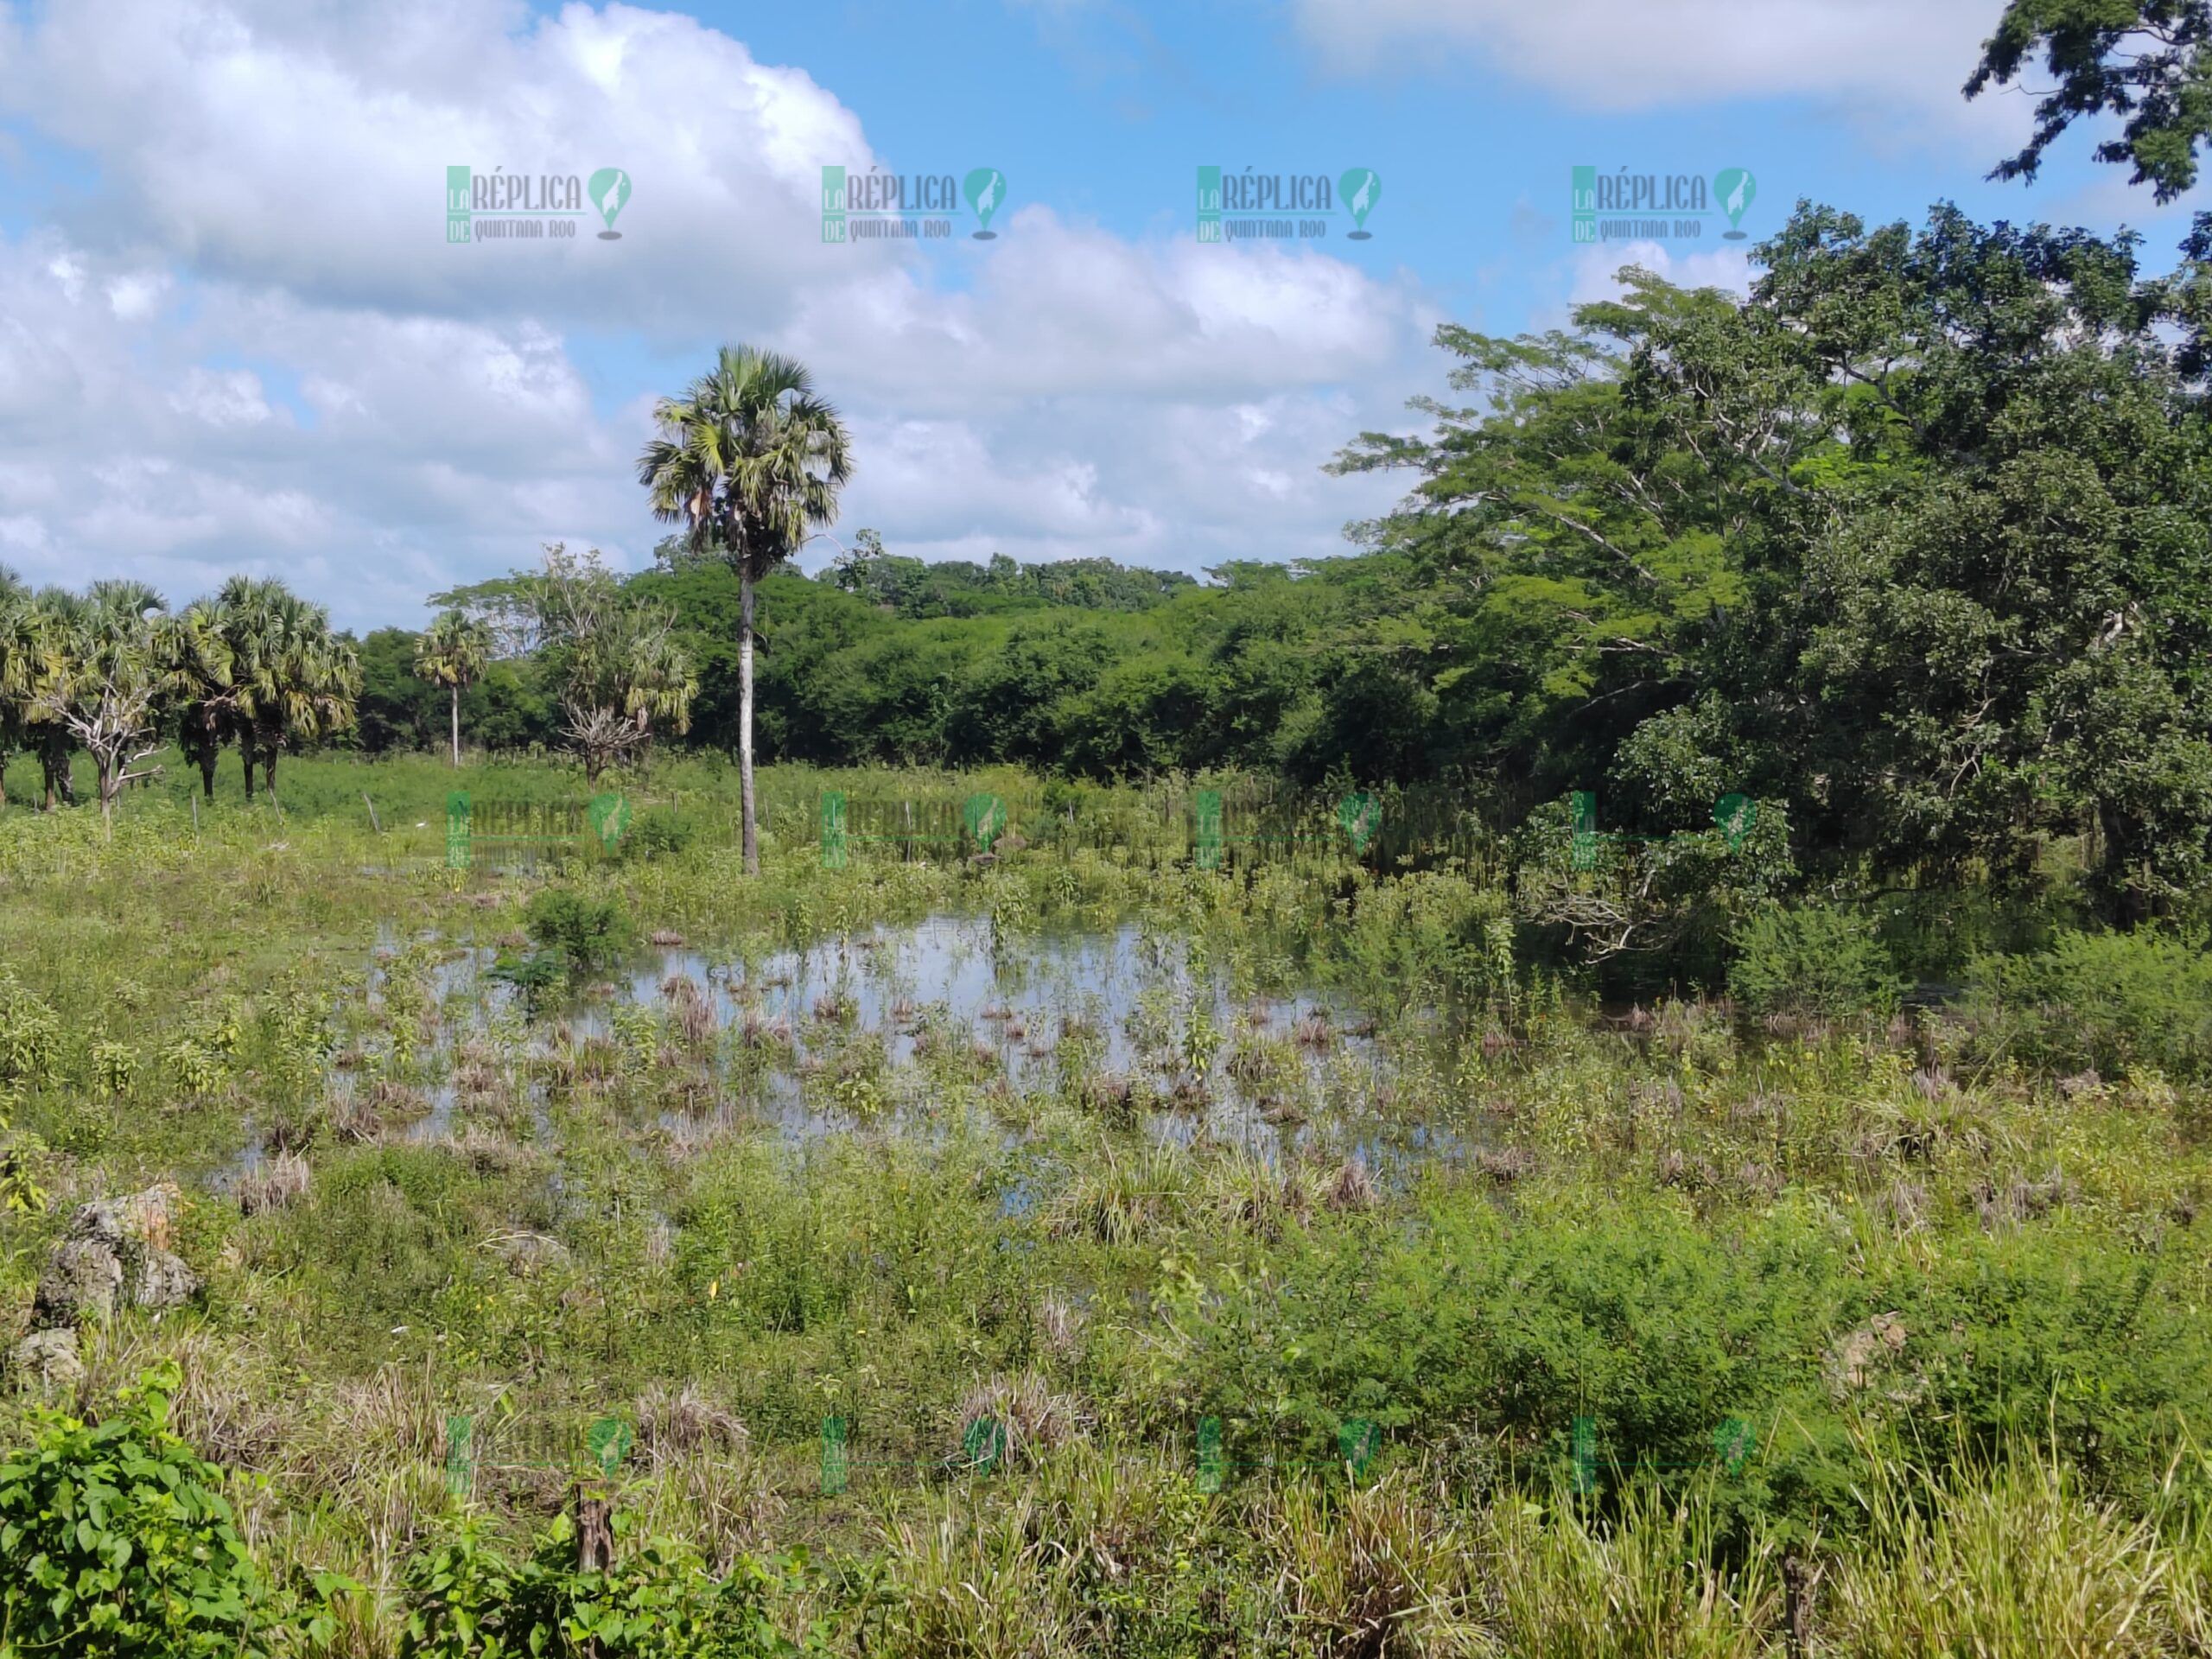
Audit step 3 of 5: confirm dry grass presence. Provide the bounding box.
[235,1149,311,1216]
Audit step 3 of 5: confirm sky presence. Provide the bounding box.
[0,0,2193,632]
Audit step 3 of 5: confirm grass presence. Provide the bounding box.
[3,752,2211,1654]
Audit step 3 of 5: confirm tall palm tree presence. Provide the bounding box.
[415,608,492,767]
[639,346,851,874]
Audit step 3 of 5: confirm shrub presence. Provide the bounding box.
[0,1362,343,1656]
[1967,927,2212,1079]
[524,888,634,973]
[617,806,697,863]
[1727,901,1904,1020]
[400,1513,816,1659]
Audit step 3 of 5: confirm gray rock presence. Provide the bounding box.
[33,1237,124,1329]
[8,1326,83,1392]
[27,1185,195,1331]
[70,1185,180,1252]
[130,1248,199,1312]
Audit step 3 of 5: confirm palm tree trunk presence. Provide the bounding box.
[240,733,255,802]
[450,686,462,768]
[264,747,278,803]
[740,563,759,875]
[199,747,216,800]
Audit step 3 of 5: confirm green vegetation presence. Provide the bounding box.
[0,752,2206,1653]
[6,159,2212,1652]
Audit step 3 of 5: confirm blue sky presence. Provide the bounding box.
[0,0,2194,629]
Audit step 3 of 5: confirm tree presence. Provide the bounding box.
[0,566,38,809]
[414,608,492,767]
[22,590,85,810]
[214,577,360,802]
[526,544,696,784]
[173,595,238,802]
[1967,1,2212,202]
[31,582,220,835]
[639,345,851,874]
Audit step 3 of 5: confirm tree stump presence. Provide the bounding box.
[1782,1550,1816,1656]
[575,1485,614,1574]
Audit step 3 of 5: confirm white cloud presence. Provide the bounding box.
[0,0,1440,624]
[1567,238,1755,308]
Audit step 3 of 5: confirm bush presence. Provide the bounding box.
[1967,927,2212,1079]
[0,1363,344,1656]
[400,1514,816,1659]
[1727,901,1903,1020]
[617,806,697,863]
[524,888,634,973]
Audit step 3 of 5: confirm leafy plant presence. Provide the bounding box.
[0,1362,344,1656]
[1968,928,2212,1079]
[400,1512,817,1658]
[1728,900,1904,1020]
[524,887,634,975]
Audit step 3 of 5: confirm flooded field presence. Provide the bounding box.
[266,914,1475,1192]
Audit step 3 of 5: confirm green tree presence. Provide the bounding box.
[639,345,851,874]
[0,566,41,809]
[216,578,359,804]
[414,607,493,767]
[1968,0,2212,202]
[29,582,224,834]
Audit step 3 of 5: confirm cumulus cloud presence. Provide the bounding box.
[0,0,1435,624]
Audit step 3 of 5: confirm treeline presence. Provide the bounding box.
[372,201,2212,918]
[16,200,2212,920]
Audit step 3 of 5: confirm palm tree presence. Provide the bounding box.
[414,608,492,767]
[639,346,851,874]
[215,577,359,802]
[25,588,84,809]
[0,566,35,808]
[174,594,238,801]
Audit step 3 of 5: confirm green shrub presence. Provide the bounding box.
[0,1363,345,1656]
[524,888,634,973]
[1727,901,1903,1020]
[400,1514,817,1659]
[1967,927,2212,1078]
[616,806,696,863]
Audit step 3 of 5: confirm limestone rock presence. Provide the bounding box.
[71,1183,181,1253]
[33,1237,124,1329]
[130,1248,199,1312]
[8,1325,83,1392]
[28,1184,196,1331]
